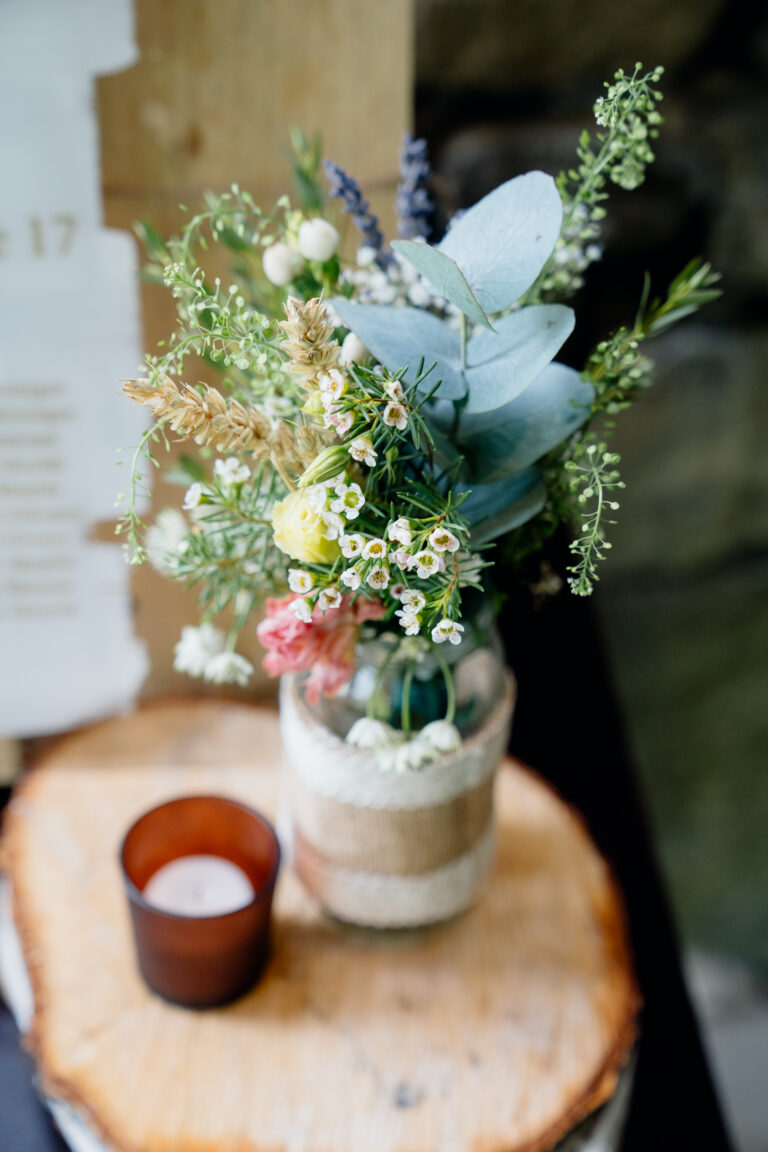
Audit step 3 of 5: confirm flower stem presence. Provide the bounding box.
[435,647,456,724]
[401,658,415,738]
[367,641,398,720]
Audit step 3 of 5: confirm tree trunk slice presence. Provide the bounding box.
[2,700,640,1152]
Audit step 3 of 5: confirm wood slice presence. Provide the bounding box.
[3,700,639,1152]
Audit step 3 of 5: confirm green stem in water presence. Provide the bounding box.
[400,658,415,738]
[435,647,456,725]
[367,641,399,721]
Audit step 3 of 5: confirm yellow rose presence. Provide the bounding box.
[271,488,341,565]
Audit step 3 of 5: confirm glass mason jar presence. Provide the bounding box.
[303,596,507,740]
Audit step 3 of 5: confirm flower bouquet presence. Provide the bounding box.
[120,65,718,924]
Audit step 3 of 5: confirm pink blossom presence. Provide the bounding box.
[256,593,385,704]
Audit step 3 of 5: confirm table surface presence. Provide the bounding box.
[0,565,734,1152]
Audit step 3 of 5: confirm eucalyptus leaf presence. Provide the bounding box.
[331,299,466,399]
[390,241,493,329]
[459,363,594,482]
[439,171,563,313]
[464,305,575,415]
[457,468,547,546]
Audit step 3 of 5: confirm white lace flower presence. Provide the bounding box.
[297,218,339,262]
[400,588,426,612]
[385,379,405,403]
[428,526,460,553]
[391,547,411,569]
[395,609,421,635]
[362,537,387,560]
[214,457,250,486]
[319,368,347,402]
[382,401,408,431]
[411,550,441,579]
[331,481,365,520]
[340,532,365,558]
[203,651,254,687]
[173,624,225,677]
[146,509,188,572]
[340,566,362,589]
[262,242,304,286]
[348,437,377,467]
[339,332,369,366]
[367,564,390,590]
[419,720,462,755]
[321,509,345,539]
[347,717,402,750]
[317,586,342,613]
[431,618,464,645]
[387,517,412,547]
[356,245,378,268]
[290,597,313,623]
[183,482,204,510]
[288,568,314,595]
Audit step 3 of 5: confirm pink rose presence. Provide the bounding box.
[256,593,385,705]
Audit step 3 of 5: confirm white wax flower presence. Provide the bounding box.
[290,597,313,623]
[340,566,362,589]
[340,533,365,558]
[317,587,342,612]
[298,218,339,262]
[387,517,412,546]
[214,456,250,486]
[400,588,426,612]
[182,482,204,510]
[331,481,365,520]
[173,624,225,678]
[395,609,420,635]
[362,537,387,560]
[340,332,370,365]
[431,618,464,645]
[262,242,304,286]
[319,368,347,401]
[288,569,314,594]
[418,720,462,755]
[348,437,377,467]
[366,564,390,590]
[146,508,188,572]
[428,526,460,553]
[382,401,408,430]
[203,651,254,687]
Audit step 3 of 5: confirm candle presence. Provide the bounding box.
[143,854,255,917]
[120,796,281,1007]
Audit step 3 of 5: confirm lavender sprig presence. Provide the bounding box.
[396,134,435,241]
[323,159,393,268]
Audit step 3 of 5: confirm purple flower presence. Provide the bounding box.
[323,160,393,267]
[396,135,435,241]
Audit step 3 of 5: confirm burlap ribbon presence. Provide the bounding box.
[290,771,495,876]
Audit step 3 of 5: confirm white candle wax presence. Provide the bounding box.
[142,855,255,917]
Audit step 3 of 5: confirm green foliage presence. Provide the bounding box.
[564,444,625,596]
[526,63,665,303]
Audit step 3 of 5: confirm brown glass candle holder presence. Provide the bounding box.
[120,795,281,1008]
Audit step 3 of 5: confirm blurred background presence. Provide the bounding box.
[1,0,765,1148]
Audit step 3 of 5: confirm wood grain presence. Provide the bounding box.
[96,0,414,698]
[3,700,639,1152]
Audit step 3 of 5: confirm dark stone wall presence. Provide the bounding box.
[415,1,768,966]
